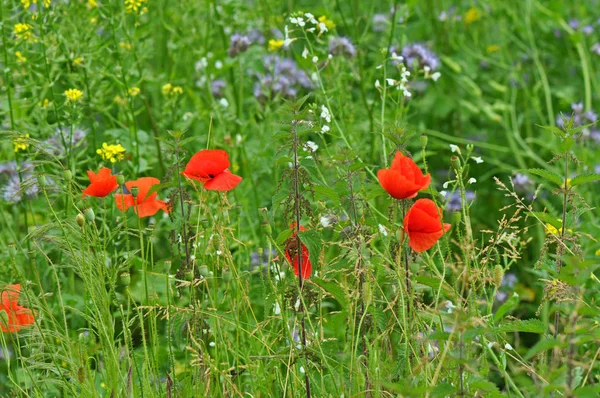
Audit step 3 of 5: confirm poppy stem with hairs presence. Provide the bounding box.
[292,119,311,398]
[174,146,191,266]
[401,199,411,319]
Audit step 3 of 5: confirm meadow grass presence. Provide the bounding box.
[1,0,600,396]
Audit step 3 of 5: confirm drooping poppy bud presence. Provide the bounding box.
[378,151,431,200]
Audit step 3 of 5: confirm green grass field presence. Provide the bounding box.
[1,0,600,396]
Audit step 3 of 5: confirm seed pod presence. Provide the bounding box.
[63,169,73,181]
[130,186,139,197]
[222,269,232,282]
[163,260,172,274]
[76,213,86,227]
[420,134,428,148]
[452,211,461,224]
[37,174,46,188]
[8,243,17,257]
[119,272,131,286]
[116,175,125,185]
[83,208,95,222]
[198,265,210,277]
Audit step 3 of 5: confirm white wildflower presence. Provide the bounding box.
[468,178,477,184]
[504,343,513,351]
[219,98,229,108]
[312,56,318,63]
[431,72,441,81]
[449,144,460,154]
[320,105,331,122]
[378,224,388,236]
[302,47,309,59]
[209,341,216,347]
[215,60,223,69]
[471,156,484,164]
[304,141,319,152]
[322,125,330,133]
[273,302,281,315]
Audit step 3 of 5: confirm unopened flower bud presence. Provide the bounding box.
[184,270,194,281]
[420,134,428,148]
[163,260,172,274]
[116,175,125,185]
[8,243,17,257]
[198,265,210,277]
[452,211,461,224]
[83,208,95,222]
[222,269,232,282]
[63,169,72,181]
[119,273,131,286]
[76,213,86,227]
[37,174,46,188]
[450,156,461,173]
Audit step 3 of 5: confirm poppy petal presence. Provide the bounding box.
[183,150,230,181]
[115,194,135,212]
[404,207,443,234]
[134,199,169,218]
[408,229,445,253]
[1,284,20,310]
[204,170,242,191]
[377,169,422,199]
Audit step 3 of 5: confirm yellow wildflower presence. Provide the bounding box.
[64,88,83,103]
[565,178,572,188]
[14,23,34,42]
[268,39,284,51]
[318,16,335,30]
[128,87,140,97]
[73,57,84,66]
[87,0,97,8]
[96,142,126,163]
[90,17,98,24]
[545,219,573,236]
[21,0,50,8]
[464,7,480,24]
[114,95,127,106]
[119,41,132,50]
[172,86,183,95]
[595,249,600,256]
[486,45,500,53]
[39,98,50,108]
[13,133,30,153]
[15,51,27,63]
[124,0,146,13]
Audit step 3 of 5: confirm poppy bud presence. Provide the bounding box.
[198,265,210,277]
[451,156,461,173]
[119,272,131,286]
[493,264,504,288]
[163,260,172,274]
[76,213,86,227]
[420,134,428,148]
[63,169,73,181]
[116,175,125,185]
[8,243,17,258]
[37,174,46,188]
[130,186,139,197]
[83,208,95,222]
[184,270,195,281]
[452,211,461,224]
[222,269,232,282]
[263,223,272,236]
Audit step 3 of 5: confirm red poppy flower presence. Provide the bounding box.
[82,168,119,198]
[115,177,169,218]
[378,152,431,200]
[1,284,34,333]
[403,199,451,253]
[182,149,242,191]
[285,225,312,279]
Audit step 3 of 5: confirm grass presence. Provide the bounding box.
[1,0,600,396]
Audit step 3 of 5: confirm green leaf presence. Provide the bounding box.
[311,277,348,311]
[520,168,564,187]
[524,338,564,360]
[311,185,341,205]
[496,319,545,334]
[569,173,600,187]
[529,211,561,229]
[493,293,519,323]
[275,229,293,246]
[298,229,322,269]
[431,383,455,397]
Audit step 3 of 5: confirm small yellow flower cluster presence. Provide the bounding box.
[97,143,126,163]
[545,219,573,236]
[124,0,146,13]
[128,87,140,97]
[486,45,500,53]
[87,0,97,8]
[318,16,335,30]
[119,41,132,50]
[39,98,50,108]
[14,23,35,42]
[13,133,30,152]
[73,57,84,66]
[464,7,480,24]
[15,51,27,63]
[64,88,83,103]
[114,95,127,105]
[268,39,284,51]
[162,83,183,96]
[21,0,50,8]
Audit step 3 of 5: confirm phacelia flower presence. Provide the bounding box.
[182,149,242,191]
[252,55,313,102]
[401,43,440,71]
[210,79,226,98]
[328,36,357,58]
[285,225,312,279]
[442,190,475,211]
[64,88,83,103]
[115,177,169,218]
[372,13,388,32]
[228,33,251,57]
[44,127,87,156]
[96,142,126,163]
[1,284,35,333]
[82,168,118,198]
[403,199,451,252]
[13,133,30,152]
[378,151,431,200]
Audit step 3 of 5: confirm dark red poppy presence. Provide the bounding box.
[403,199,451,252]
[82,168,119,198]
[378,151,431,200]
[182,149,242,191]
[1,284,34,333]
[285,225,312,279]
[115,177,169,218]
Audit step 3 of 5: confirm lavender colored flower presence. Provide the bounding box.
[44,127,87,156]
[252,55,313,102]
[443,190,475,212]
[250,248,277,271]
[401,43,440,71]
[247,29,265,45]
[210,79,226,98]
[328,36,357,58]
[592,43,600,56]
[1,162,39,203]
[582,25,594,35]
[556,102,598,133]
[372,13,387,32]
[495,273,517,303]
[568,19,580,30]
[228,33,250,57]
[512,173,533,194]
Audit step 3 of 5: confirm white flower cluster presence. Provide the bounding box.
[320,105,331,133]
[289,12,328,35]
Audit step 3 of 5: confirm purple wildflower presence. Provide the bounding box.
[328,36,357,58]
[210,79,226,98]
[252,56,313,102]
[228,33,250,57]
[443,190,475,212]
[401,43,440,71]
